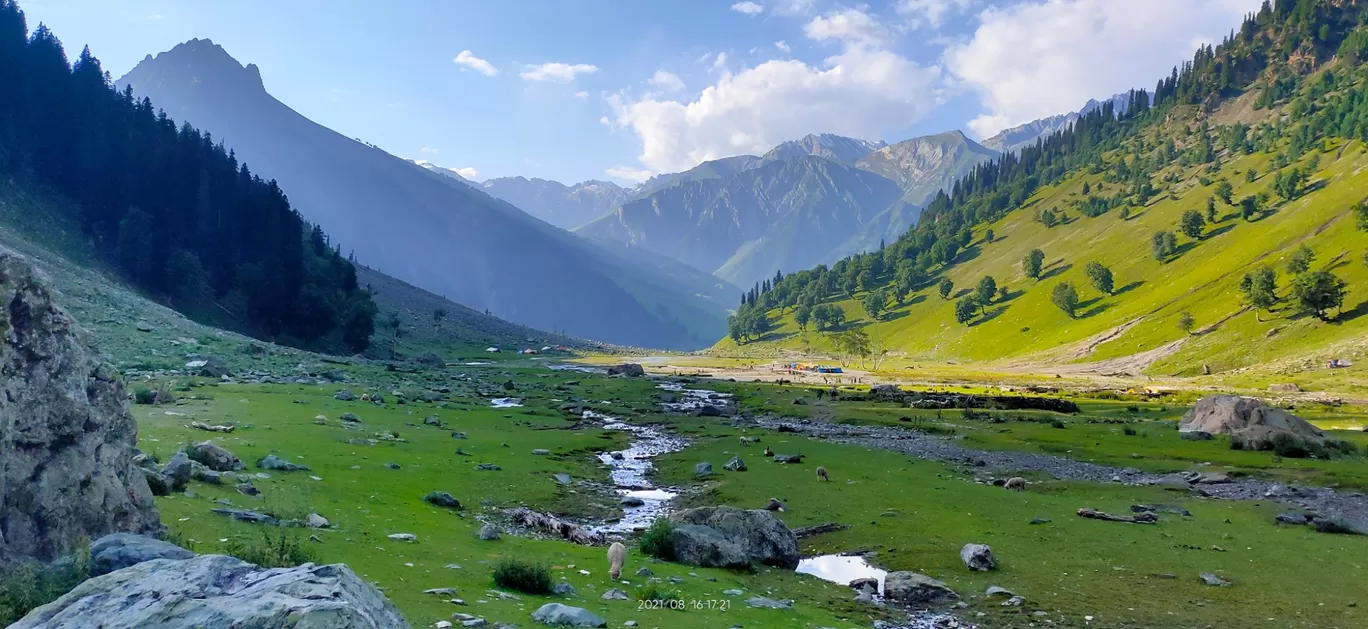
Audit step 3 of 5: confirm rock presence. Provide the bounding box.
[532,449,551,456]
[1154,474,1193,491]
[478,525,500,540]
[211,509,278,525]
[602,588,629,600]
[1268,383,1302,393]
[772,454,804,464]
[695,462,713,476]
[1179,395,1324,447]
[141,468,173,496]
[334,390,357,401]
[621,496,645,507]
[161,452,193,490]
[745,597,793,609]
[667,506,800,569]
[451,431,468,439]
[256,454,309,472]
[1029,517,1051,525]
[1199,572,1231,586]
[89,534,193,576]
[1180,430,1214,441]
[307,513,331,528]
[191,465,222,485]
[607,363,645,377]
[724,457,747,472]
[187,355,230,378]
[1313,517,1367,535]
[530,602,607,627]
[1276,513,1309,525]
[9,553,411,629]
[135,321,154,332]
[553,473,573,485]
[424,491,462,509]
[477,463,502,471]
[883,571,959,606]
[234,482,260,497]
[424,587,456,596]
[423,416,444,427]
[634,567,653,577]
[849,578,879,594]
[187,441,243,471]
[552,582,577,596]
[960,543,997,571]
[985,585,1014,598]
[1196,471,1231,484]
[1132,504,1192,517]
[1002,595,1025,607]
[414,352,445,367]
[722,589,743,596]
[387,533,416,542]
[509,508,603,545]
[340,412,361,423]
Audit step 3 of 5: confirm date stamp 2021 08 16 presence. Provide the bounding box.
[637,598,732,612]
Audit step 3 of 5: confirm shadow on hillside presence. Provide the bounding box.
[996,288,1024,304]
[953,288,973,300]
[1170,241,1200,260]
[1076,296,1103,311]
[896,293,928,308]
[881,310,911,323]
[1113,280,1145,296]
[953,245,983,266]
[971,306,1009,327]
[1079,302,1114,319]
[1334,300,1368,324]
[1205,223,1236,240]
[1303,179,1328,195]
[1040,262,1074,281]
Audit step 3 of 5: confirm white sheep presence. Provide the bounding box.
[607,541,626,579]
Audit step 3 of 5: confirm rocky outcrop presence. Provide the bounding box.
[883,571,959,606]
[667,506,800,569]
[89,533,194,576]
[607,363,645,377]
[0,248,162,565]
[530,602,607,627]
[187,441,243,471]
[1180,395,1324,447]
[10,554,411,628]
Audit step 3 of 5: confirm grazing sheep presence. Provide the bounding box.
[1005,477,1027,492]
[739,436,756,446]
[360,393,371,402]
[816,466,829,481]
[607,541,626,579]
[763,446,774,457]
[764,497,786,512]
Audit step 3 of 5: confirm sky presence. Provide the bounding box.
[18,0,1263,186]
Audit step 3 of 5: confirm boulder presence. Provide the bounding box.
[89,533,193,576]
[335,390,357,401]
[187,441,243,471]
[306,514,330,529]
[745,597,793,609]
[256,454,309,472]
[161,452,194,490]
[424,491,462,509]
[883,571,959,606]
[667,506,800,569]
[0,250,166,564]
[141,468,173,496]
[530,603,607,627]
[414,352,445,367]
[10,554,411,629]
[601,588,629,600]
[1180,430,1214,441]
[1179,395,1324,447]
[478,525,500,540]
[552,581,577,596]
[960,543,997,571]
[187,355,230,378]
[695,462,713,476]
[724,457,747,472]
[607,363,645,377]
[696,405,726,417]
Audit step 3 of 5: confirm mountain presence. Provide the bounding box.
[981,92,1146,154]
[761,133,887,163]
[718,0,1368,378]
[578,156,904,287]
[119,39,734,350]
[479,177,628,230]
[853,130,1000,207]
[633,155,762,198]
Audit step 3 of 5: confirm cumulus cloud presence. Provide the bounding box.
[453,50,499,76]
[774,40,791,52]
[520,62,599,83]
[648,70,686,92]
[606,165,654,183]
[731,1,764,15]
[453,167,480,180]
[713,52,729,70]
[804,8,891,48]
[946,0,1262,138]
[609,47,941,172]
[772,0,815,16]
[894,0,974,30]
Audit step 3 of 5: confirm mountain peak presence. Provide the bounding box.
[762,133,886,164]
[125,38,265,94]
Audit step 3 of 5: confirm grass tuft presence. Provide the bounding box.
[639,519,676,561]
[492,557,552,594]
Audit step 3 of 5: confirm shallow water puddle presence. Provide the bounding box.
[796,554,887,593]
[490,397,523,408]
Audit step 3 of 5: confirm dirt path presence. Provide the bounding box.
[752,413,1368,531]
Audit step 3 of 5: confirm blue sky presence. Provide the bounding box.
[18,0,1261,185]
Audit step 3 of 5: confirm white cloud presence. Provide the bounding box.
[713,52,728,70]
[574,91,589,100]
[453,167,480,180]
[772,0,815,16]
[774,40,791,53]
[947,0,1262,138]
[520,62,599,83]
[731,1,764,15]
[609,47,941,172]
[606,165,654,183]
[453,50,499,77]
[804,8,891,48]
[894,0,974,30]
[648,70,686,92]
[419,147,440,154]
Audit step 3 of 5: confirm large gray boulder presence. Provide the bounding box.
[530,603,607,627]
[161,451,194,490]
[11,554,411,629]
[0,248,162,565]
[667,506,800,569]
[187,441,243,471]
[89,533,193,576]
[883,571,959,606]
[1180,395,1324,447]
[607,363,645,377]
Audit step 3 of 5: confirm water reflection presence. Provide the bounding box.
[796,554,887,593]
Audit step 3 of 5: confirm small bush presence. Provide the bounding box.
[1050,419,1067,429]
[224,530,316,568]
[492,558,552,594]
[1125,405,1141,413]
[1123,427,1138,436]
[1269,433,1312,459]
[134,387,156,405]
[639,583,683,608]
[0,548,91,625]
[640,519,676,561]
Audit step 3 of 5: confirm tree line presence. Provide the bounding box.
[0,1,375,352]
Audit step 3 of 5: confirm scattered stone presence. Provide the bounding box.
[424,587,456,596]
[745,597,793,609]
[424,491,462,509]
[960,543,997,571]
[1199,572,1231,587]
[477,464,502,471]
[478,525,500,541]
[533,449,551,456]
[695,462,713,476]
[602,589,629,601]
[89,534,193,576]
[849,578,879,594]
[1132,504,1192,517]
[607,364,645,377]
[552,582,577,596]
[696,405,726,417]
[621,496,645,507]
[553,473,573,485]
[793,522,846,538]
[334,390,356,401]
[1077,508,1158,524]
[530,602,607,627]
[667,506,799,569]
[187,441,243,471]
[256,454,308,472]
[1276,513,1309,525]
[451,431,469,439]
[210,509,278,525]
[161,452,193,491]
[634,567,653,577]
[722,589,743,596]
[234,483,261,497]
[1313,517,1366,535]
[510,508,603,545]
[191,465,222,485]
[724,457,747,472]
[340,412,361,423]
[1268,383,1302,393]
[1029,517,1051,525]
[1002,595,1025,607]
[883,571,959,606]
[141,469,173,496]
[772,454,804,464]
[387,533,417,542]
[307,514,330,529]
[985,586,1014,598]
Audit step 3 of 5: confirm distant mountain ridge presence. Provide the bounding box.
[762,133,887,163]
[479,176,628,230]
[854,130,999,207]
[981,92,1146,154]
[119,38,734,350]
